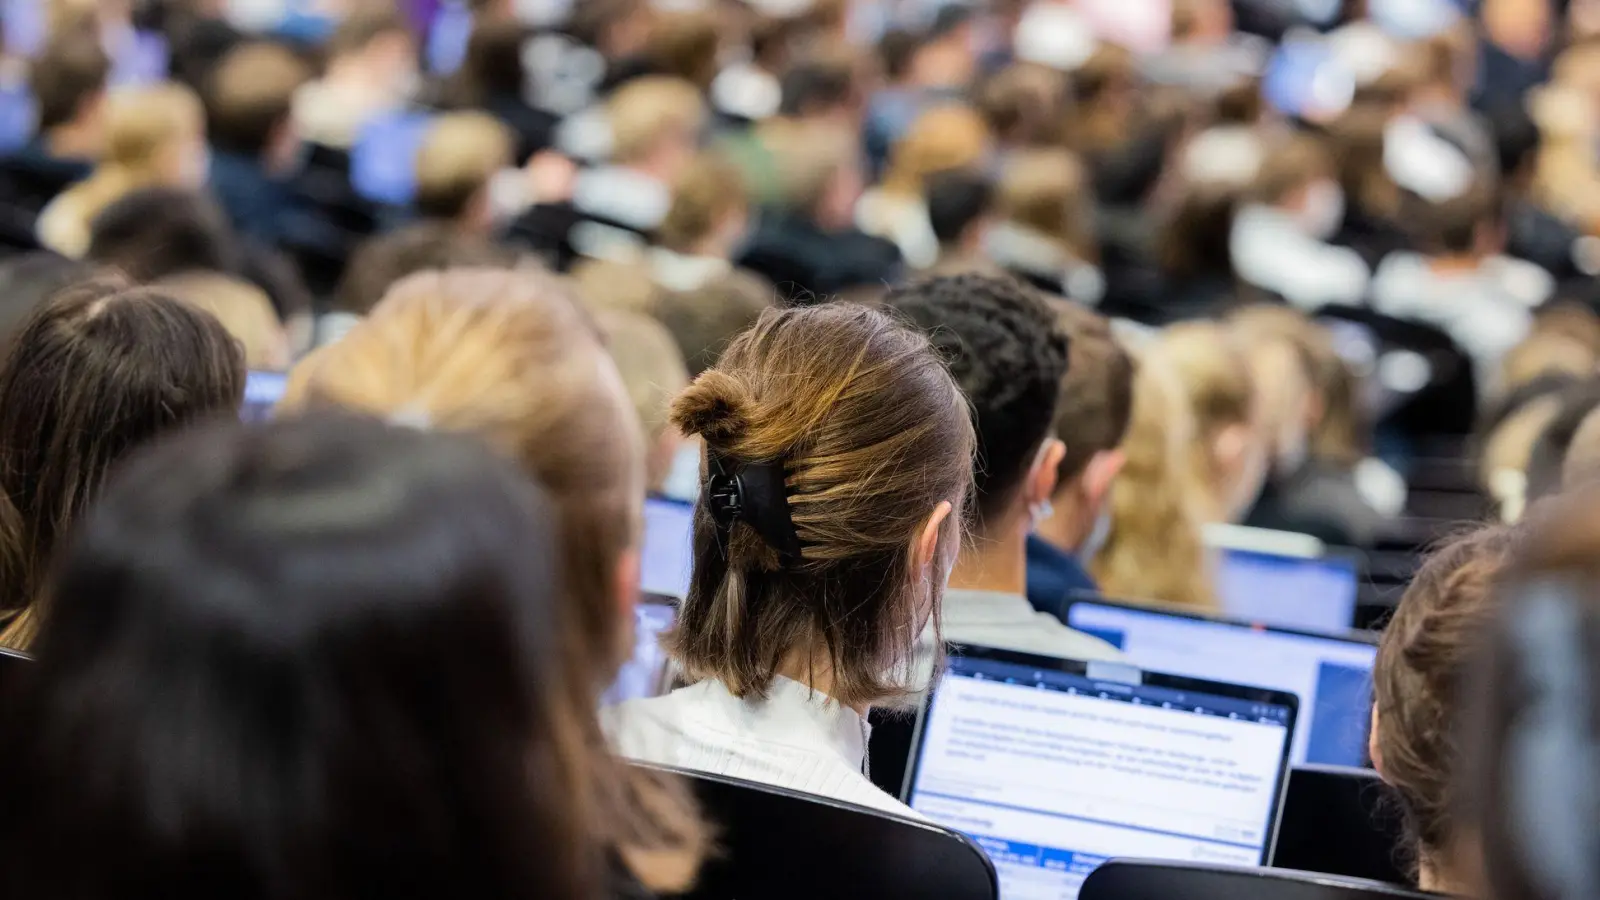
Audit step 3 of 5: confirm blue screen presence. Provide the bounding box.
[1217,549,1359,633]
[350,112,435,206]
[242,371,287,422]
[641,498,693,600]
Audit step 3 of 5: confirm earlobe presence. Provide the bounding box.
[1031,438,1068,505]
[1368,705,1386,779]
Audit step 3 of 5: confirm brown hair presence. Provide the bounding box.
[649,10,721,91]
[655,270,775,377]
[1051,300,1134,482]
[1231,304,1368,466]
[1374,526,1516,881]
[205,41,313,156]
[881,104,991,198]
[157,271,289,371]
[335,224,524,315]
[1247,132,1335,206]
[414,112,515,220]
[608,77,705,166]
[281,269,707,891]
[31,28,108,133]
[659,153,751,254]
[997,148,1098,262]
[668,304,975,708]
[596,310,690,488]
[327,4,412,59]
[0,278,246,649]
[977,63,1067,148]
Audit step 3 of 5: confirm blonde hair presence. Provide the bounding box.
[41,83,203,257]
[1091,349,1216,608]
[881,104,991,198]
[1158,321,1259,515]
[997,148,1097,260]
[157,272,290,371]
[414,112,514,220]
[608,77,705,166]
[761,119,857,214]
[280,268,706,891]
[659,153,750,253]
[567,258,661,316]
[596,310,690,489]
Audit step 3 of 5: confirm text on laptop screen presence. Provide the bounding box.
[1217,548,1359,633]
[601,600,677,705]
[907,653,1294,900]
[1067,601,1376,767]
[640,498,694,600]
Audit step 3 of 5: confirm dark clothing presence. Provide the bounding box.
[1026,534,1099,625]
[1246,462,1387,549]
[507,166,669,273]
[1507,199,1584,284]
[736,213,903,301]
[483,93,560,164]
[0,140,90,216]
[209,151,302,245]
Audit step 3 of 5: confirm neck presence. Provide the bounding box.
[776,651,868,716]
[46,122,98,160]
[1428,252,1487,274]
[1035,495,1087,554]
[950,517,1029,597]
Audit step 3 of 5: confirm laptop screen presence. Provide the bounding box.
[641,497,694,601]
[906,647,1296,900]
[1217,548,1359,633]
[602,597,677,705]
[242,371,287,423]
[1067,600,1376,767]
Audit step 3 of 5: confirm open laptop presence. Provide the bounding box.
[242,371,288,423]
[1203,524,1362,633]
[640,496,695,601]
[601,594,678,705]
[1066,598,1377,767]
[904,645,1297,900]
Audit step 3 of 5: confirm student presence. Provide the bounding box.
[413,112,516,236]
[203,40,315,244]
[1370,525,1514,895]
[1093,348,1217,609]
[923,167,999,274]
[0,415,706,900]
[986,148,1104,304]
[37,82,207,257]
[1157,321,1270,525]
[655,273,774,378]
[280,268,707,893]
[446,18,559,163]
[291,7,419,151]
[1028,302,1134,615]
[0,278,245,650]
[0,252,94,353]
[0,31,108,216]
[157,271,291,371]
[596,310,690,497]
[856,104,992,269]
[650,152,761,296]
[1522,379,1600,505]
[887,274,1119,660]
[606,303,974,816]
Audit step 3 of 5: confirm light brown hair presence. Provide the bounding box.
[1247,131,1335,205]
[649,10,721,91]
[608,77,705,166]
[659,153,750,254]
[157,271,290,371]
[335,223,524,316]
[655,270,775,377]
[281,268,707,891]
[596,310,690,489]
[414,112,514,220]
[205,41,313,156]
[997,149,1098,261]
[32,28,109,133]
[1050,300,1134,482]
[881,104,991,198]
[1374,525,1515,882]
[668,303,975,708]
[1158,321,1259,506]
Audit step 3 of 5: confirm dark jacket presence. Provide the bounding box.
[507,165,670,273]
[737,213,902,301]
[1026,534,1100,625]
[209,151,303,245]
[0,140,91,216]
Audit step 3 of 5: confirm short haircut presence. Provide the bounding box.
[87,189,243,282]
[0,277,245,649]
[778,52,857,118]
[658,153,749,253]
[607,77,705,166]
[1401,178,1502,255]
[655,270,774,377]
[0,253,94,354]
[335,224,524,316]
[925,168,995,246]
[649,10,721,90]
[1247,132,1334,205]
[157,271,288,371]
[596,310,689,444]
[326,4,412,59]
[885,273,1070,529]
[205,41,313,157]
[414,112,514,220]
[1051,301,1135,482]
[31,29,109,133]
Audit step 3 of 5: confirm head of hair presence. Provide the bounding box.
[335,224,523,316]
[649,10,720,90]
[1500,313,1600,394]
[1158,177,1245,280]
[1401,178,1502,255]
[204,40,312,157]
[925,167,996,247]
[597,310,690,488]
[31,29,109,133]
[0,278,245,648]
[976,63,1067,148]
[760,119,859,217]
[996,148,1098,260]
[1328,105,1403,222]
[1524,380,1600,503]
[778,51,859,118]
[453,18,530,105]
[1374,525,1516,881]
[885,273,1068,530]
[668,303,974,708]
[327,4,413,60]
[156,271,289,371]
[882,103,991,197]
[1247,131,1334,206]
[607,77,705,166]
[1051,301,1134,483]
[567,0,649,53]
[86,188,243,281]
[655,270,774,377]
[0,414,631,900]
[414,112,515,221]
[282,269,705,889]
[1158,320,1258,480]
[877,28,922,82]
[0,253,94,355]
[1230,304,1366,466]
[1091,348,1215,608]
[658,153,750,253]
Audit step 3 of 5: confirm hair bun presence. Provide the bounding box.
[671,371,754,446]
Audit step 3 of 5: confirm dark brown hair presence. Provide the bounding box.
[32,29,109,133]
[335,224,523,315]
[668,303,975,709]
[1051,300,1134,482]
[1374,525,1515,880]
[0,278,246,649]
[655,271,774,377]
[205,41,312,157]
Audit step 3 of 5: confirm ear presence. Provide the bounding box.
[1028,438,1067,508]
[913,500,954,572]
[1213,423,1249,475]
[1082,449,1126,509]
[1368,705,1386,779]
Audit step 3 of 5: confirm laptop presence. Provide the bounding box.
[242,371,288,423]
[904,645,1297,900]
[641,496,694,601]
[1066,598,1377,767]
[601,594,678,705]
[1215,547,1361,633]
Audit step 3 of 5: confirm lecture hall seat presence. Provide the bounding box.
[1272,765,1410,886]
[645,764,1000,900]
[1080,860,1438,900]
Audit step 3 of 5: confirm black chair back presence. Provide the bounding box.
[654,764,999,900]
[1272,765,1409,886]
[1081,860,1434,900]
[0,647,30,690]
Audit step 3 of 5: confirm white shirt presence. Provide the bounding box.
[1230,205,1370,310]
[603,676,920,819]
[941,588,1122,662]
